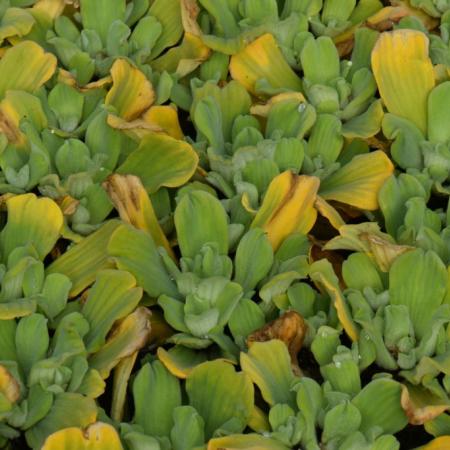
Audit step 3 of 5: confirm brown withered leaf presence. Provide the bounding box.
[401,384,450,425]
[103,173,175,260]
[336,37,355,58]
[247,311,307,375]
[181,0,202,36]
[56,195,79,215]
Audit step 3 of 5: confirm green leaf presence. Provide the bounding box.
[108,224,178,298]
[186,360,254,438]
[198,0,240,38]
[47,220,121,297]
[117,133,198,193]
[342,252,384,292]
[0,7,35,44]
[428,81,450,143]
[148,0,183,58]
[389,249,447,340]
[234,228,273,294]
[15,313,49,376]
[80,0,126,45]
[306,114,343,166]
[0,320,17,361]
[170,406,205,450]
[37,273,71,320]
[352,379,408,435]
[191,80,251,144]
[175,190,228,258]
[48,83,84,132]
[81,269,142,352]
[322,402,361,444]
[301,36,340,85]
[240,340,296,409]
[229,299,266,346]
[381,113,424,170]
[0,40,56,98]
[378,173,427,237]
[133,360,182,437]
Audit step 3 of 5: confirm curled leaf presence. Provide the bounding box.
[247,311,307,374]
[117,133,198,193]
[105,59,155,121]
[401,384,450,426]
[103,174,174,259]
[251,172,320,250]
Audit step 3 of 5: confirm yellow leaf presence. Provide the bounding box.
[0,90,47,148]
[33,0,67,19]
[151,32,210,78]
[0,365,20,404]
[371,29,435,134]
[0,8,35,44]
[251,172,319,250]
[103,174,175,260]
[230,33,303,96]
[314,196,345,230]
[250,92,306,117]
[0,41,57,98]
[105,59,155,121]
[320,151,394,210]
[418,436,450,450]
[1,194,63,260]
[143,105,184,140]
[106,114,163,141]
[310,259,359,341]
[157,346,208,379]
[41,422,123,450]
[401,384,450,426]
[247,406,270,433]
[207,434,290,450]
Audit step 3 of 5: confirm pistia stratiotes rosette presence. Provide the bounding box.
[0,41,199,236]
[2,0,450,449]
[372,28,450,194]
[0,194,152,448]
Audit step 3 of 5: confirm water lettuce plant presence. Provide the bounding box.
[1,1,450,449]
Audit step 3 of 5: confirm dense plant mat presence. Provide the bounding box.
[3,0,450,449]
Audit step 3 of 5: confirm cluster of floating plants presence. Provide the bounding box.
[2,0,450,449]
